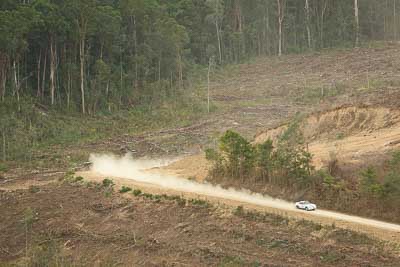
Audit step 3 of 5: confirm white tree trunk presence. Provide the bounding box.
[277,0,285,56]
[355,0,360,47]
[216,19,222,64]
[394,0,397,40]
[207,58,212,113]
[305,0,312,49]
[80,37,86,114]
[50,38,56,105]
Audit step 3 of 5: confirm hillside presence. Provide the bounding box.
[2,45,400,266]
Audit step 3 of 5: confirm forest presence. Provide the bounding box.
[0,0,398,114]
[1,0,400,162]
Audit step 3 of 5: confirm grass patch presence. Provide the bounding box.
[328,229,373,246]
[233,206,289,226]
[219,256,245,267]
[319,250,345,263]
[296,219,323,231]
[0,163,8,172]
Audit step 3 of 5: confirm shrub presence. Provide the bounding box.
[74,176,84,183]
[119,186,132,193]
[189,199,209,207]
[132,189,142,196]
[29,185,40,193]
[233,205,244,216]
[359,167,384,197]
[102,178,114,188]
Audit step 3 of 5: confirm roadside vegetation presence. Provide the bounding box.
[206,124,400,223]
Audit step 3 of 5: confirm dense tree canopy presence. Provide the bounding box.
[0,0,398,113]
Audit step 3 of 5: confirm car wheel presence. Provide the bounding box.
[305,207,309,211]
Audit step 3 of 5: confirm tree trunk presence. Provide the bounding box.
[36,49,41,98]
[42,48,47,99]
[0,67,5,102]
[354,0,360,47]
[177,49,183,89]
[50,37,57,105]
[67,67,71,110]
[2,131,6,162]
[80,36,86,114]
[320,0,328,48]
[207,57,212,113]
[394,0,397,40]
[133,15,138,90]
[13,60,21,111]
[305,0,312,49]
[277,0,285,56]
[0,54,7,102]
[216,19,222,64]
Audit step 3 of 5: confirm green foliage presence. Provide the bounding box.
[23,208,36,228]
[119,186,132,193]
[359,167,383,198]
[188,199,209,207]
[219,256,245,267]
[358,151,400,202]
[74,176,84,183]
[274,119,313,187]
[383,172,400,199]
[254,140,273,180]
[29,185,40,193]
[206,126,313,188]
[102,178,114,188]
[132,189,142,196]
[219,130,255,178]
[0,162,8,172]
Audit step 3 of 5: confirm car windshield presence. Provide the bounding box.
[302,201,310,204]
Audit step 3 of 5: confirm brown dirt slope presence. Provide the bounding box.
[0,182,399,266]
[255,106,400,169]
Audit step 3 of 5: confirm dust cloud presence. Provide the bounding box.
[89,153,400,232]
[89,153,293,210]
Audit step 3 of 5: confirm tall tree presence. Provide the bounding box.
[354,0,360,47]
[305,0,312,49]
[277,0,285,56]
[66,0,97,114]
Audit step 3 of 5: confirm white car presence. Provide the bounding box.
[295,201,317,211]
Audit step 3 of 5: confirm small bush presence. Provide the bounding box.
[102,178,115,188]
[142,193,154,199]
[233,205,244,216]
[189,199,209,207]
[74,176,84,183]
[29,185,40,193]
[176,197,186,206]
[119,186,132,193]
[132,189,142,196]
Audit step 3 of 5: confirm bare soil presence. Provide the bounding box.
[0,181,399,266]
[255,106,400,171]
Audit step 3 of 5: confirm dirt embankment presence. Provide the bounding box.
[2,182,399,266]
[255,106,400,169]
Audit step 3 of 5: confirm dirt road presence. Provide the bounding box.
[78,154,400,243]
